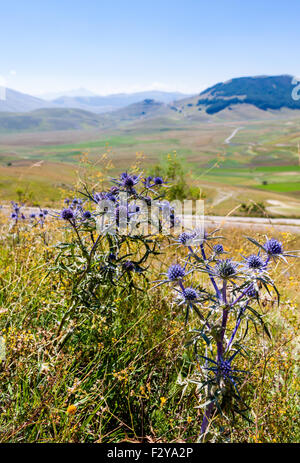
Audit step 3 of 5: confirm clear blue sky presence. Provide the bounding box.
[1,0,300,96]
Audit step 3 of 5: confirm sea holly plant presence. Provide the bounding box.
[159,230,299,441]
[51,172,179,338]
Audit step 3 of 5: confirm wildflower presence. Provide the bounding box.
[167,264,185,281]
[72,198,82,206]
[214,259,239,280]
[246,254,264,269]
[82,210,92,220]
[182,287,198,301]
[213,244,224,254]
[154,176,164,185]
[177,232,193,246]
[113,172,140,190]
[264,238,283,256]
[61,208,75,221]
[67,404,77,415]
[201,352,245,394]
[142,176,153,187]
[160,397,167,407]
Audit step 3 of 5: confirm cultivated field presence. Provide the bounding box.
[0,117,299,216]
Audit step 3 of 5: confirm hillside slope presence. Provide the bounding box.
[0,88,54,113]
[176,75,300,117]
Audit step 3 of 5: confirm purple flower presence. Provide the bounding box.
[61,208,74,220]
[154,176,163,185]
[246,254,264,269]
[264,238,283,256]
[142,176,153,187]
[182,287,198,301]
[82,210,92,220]
[178,232,192,245]
[167,264,185,281]
[213,244,224,254]
[215,259,238,280]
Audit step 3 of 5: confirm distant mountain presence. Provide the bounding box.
[0,88,190,114]
[0,100,171,133]
[177,75,300,116]
[0,88,54,113]
[39,88,98,100]
[52,90,190,113]
[2,76,300,132]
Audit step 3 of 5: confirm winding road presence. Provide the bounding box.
[224,126,244,144]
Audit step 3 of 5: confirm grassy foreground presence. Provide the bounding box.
[0,214,299,443]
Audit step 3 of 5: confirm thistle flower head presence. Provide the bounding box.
[154,176,163,185]
[219,359,232,378]
[215,259,238,280]
[182,287,198,301]
[246,254,264,269]
[61,208,75,220]
[72,198,82,205]
[178,232,193,245]
[142,176,153,187]
[82,210,92,220]
[167,264,185,281]
[213,244,224,254]
[264,238,283,256]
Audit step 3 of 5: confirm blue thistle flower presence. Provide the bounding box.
[61,208,75,220]
[182,287,198,301]
[246,254,264,269]
[214,259,239,280]
[142,176,153,187]
[154,176,164,185]
[82,210,92,220]
[178,232,192,245]
[264,238,283,256]
[167,264,185,281]
[213,244,224,254]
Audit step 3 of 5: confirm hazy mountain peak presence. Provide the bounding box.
[38,88,98,101]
